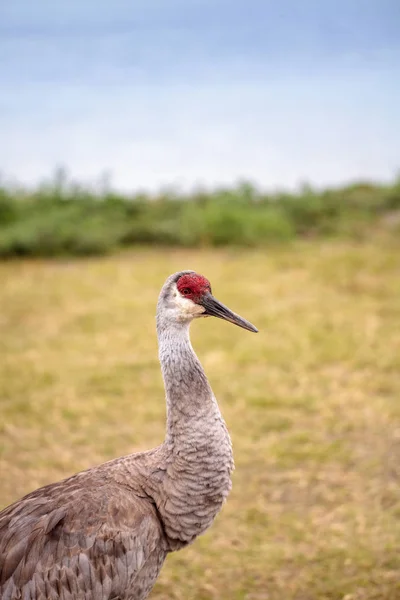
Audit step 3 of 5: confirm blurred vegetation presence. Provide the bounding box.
[0,169,399,257]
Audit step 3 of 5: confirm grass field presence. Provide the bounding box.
[1,238,400,599]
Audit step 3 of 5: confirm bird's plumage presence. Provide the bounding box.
[0,454,167,600]
[0,271,257,599]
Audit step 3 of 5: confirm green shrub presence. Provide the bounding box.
[0,171,398,257]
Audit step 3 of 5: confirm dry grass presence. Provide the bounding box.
[1,239,400,599]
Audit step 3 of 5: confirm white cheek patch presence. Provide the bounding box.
[172,284,206,318]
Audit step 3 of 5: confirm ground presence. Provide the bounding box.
[1,238,400,600]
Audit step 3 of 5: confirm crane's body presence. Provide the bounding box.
[0,271,257,600]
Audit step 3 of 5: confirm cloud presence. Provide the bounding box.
[1,0,399,190]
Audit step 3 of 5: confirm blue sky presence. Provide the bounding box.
[1,0,399,191]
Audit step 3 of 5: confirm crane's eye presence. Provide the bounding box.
[182,288,191,295]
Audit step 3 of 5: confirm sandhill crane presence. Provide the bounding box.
[0,270,258,600]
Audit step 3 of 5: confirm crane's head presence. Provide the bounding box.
[157,270,258,333]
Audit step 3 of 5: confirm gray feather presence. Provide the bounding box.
[0,271,236,599]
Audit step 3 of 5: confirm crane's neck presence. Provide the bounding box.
[153,313,234,549]
[157,316,216,445]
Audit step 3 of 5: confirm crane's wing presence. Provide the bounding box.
[0,470,167,600]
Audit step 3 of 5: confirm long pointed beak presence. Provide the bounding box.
[200,293,258,333]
